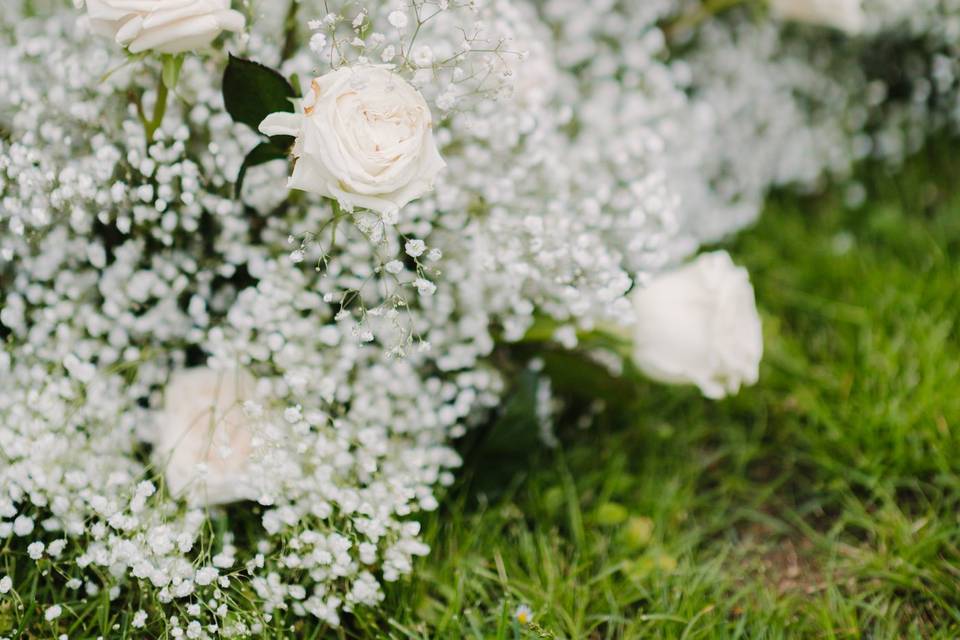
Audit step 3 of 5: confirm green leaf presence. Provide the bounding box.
[161,54,184,90]
[222,54,297,133]
[236,142,290,197]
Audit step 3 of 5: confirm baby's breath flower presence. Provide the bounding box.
[309,32,328,53]
[404,239,427,258]
[387,10,408,30]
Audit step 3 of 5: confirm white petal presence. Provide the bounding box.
[258,112,303,138]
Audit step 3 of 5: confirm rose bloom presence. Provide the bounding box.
[259,65,446,216]
[154,367,259,506]
[628,251,763,400]
[770,0,865,34]
[84,0,246,54]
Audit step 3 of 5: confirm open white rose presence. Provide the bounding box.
[770,0,865,34]
[84,0,246,54]
[629,251,763,400]
[154,367,259,506]
[259,66,446,216]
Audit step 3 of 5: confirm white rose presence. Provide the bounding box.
[154,367,259,506]
[259,66,446,216]
[628,251,763,400]
[84,0,246,54]
[770,0,865,34]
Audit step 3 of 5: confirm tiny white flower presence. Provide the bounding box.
[12,516,34,537]
[45,605,62,621]
[0,576,12,594]
[283,406,303,423]
[47,539,67,557]
[385,260,405,275]
[412,45,434,67]
[195,566,219,586]
[436,91,457,111]
[388,10,409,29]
[404,239,427,258]
[309,32,327,53]
[27,541,45,560]
[414,278,437,296]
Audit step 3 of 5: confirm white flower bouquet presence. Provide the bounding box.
[0,0,957,635]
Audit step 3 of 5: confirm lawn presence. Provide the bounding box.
[3,146,959,638]
[363,145,960,639]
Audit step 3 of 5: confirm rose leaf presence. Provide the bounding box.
[223,54,297,133]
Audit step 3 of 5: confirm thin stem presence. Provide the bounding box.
[130,90,147,126]
[280,0,300,64]
[328,199,343,255]
[143,74,169,146]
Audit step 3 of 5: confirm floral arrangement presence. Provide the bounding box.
[1,0,958,635]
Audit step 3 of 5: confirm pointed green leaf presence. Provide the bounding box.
[223,54,297,133]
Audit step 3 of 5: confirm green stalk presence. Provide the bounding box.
[280,0,300,63]
[144,73,170,146]
[328,199,343,255]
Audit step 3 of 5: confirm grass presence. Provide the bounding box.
[3,145,959,638]
[364,144,960,639]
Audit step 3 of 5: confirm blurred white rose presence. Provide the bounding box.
[259,65,446,216]
[84,0,246,54]
[629,251,763,400]
[154,367,259,506]
[770,0,865,34]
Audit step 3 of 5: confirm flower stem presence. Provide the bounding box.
[143,73,170,146]
[328,200,342,255]
[280,0,300,63]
